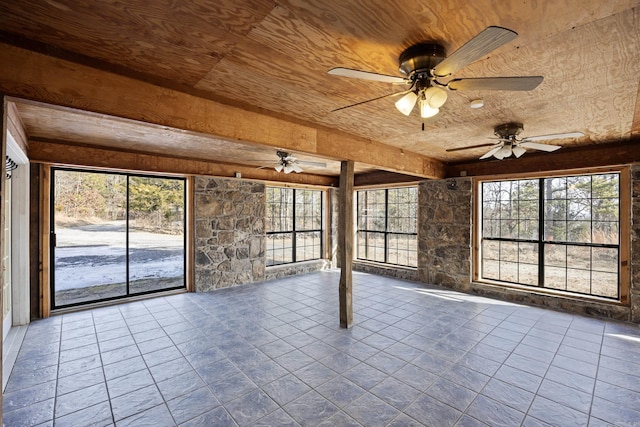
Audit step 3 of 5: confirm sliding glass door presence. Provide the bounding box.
[51,168,185,308]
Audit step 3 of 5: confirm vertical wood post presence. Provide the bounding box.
[339,160,354,328]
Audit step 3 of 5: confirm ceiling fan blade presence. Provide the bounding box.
[298,161,327,167]
[446,142,498,152]
[331,90,410,112]
[328,67,407,84]
[519,141,562,152]
[480,145,504,160]
[291,163,304,173]
[448,76,544,91]
[433,26,518,77]
[521,131,584,142]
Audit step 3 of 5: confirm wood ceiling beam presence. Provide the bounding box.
[446,138,640,178]
[28,139,339,187]
[354,170,422,187]
[6,102,28,153]
[0,43,445,179]
[315,129,444,179]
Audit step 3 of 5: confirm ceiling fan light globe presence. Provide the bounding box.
[395,91,418,116]
[512,145,527,158]
[419,100,439,118]
[495,146,512,159]
[424,86,448,108]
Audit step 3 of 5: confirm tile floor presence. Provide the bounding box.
[3,270,640,426]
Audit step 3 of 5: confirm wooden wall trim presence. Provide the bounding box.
[619,166,631,305]
[0,43,444,179]
[471,179,481,283]
[29,164,41,320]
[28,139,339,187]
[185,176,195,293]
[323,190,331,262]
[39,165,50,318]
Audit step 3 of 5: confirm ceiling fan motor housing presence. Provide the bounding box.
[494,122,524,139]
[276,150,289,160]
[398,43,446,77]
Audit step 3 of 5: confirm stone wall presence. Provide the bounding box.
[191,169,639,321]
[194,177,265,291]
[265,259,332,281]
[418,173,639,322]
[418,178,472,290]
[354,261,418,281]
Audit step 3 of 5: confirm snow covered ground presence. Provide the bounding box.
[53,221,184,291]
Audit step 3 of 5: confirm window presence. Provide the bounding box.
[265,187,323,266]
[357,187,417,267]
[479,172,624,299]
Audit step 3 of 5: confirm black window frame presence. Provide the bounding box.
[265,187,324,266]
[479,172,623,300]
[50,167,187,309]
[356,186,418,267]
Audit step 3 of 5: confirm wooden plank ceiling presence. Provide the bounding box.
[0,0,639,181]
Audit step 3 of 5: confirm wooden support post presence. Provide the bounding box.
[339,160,354,328]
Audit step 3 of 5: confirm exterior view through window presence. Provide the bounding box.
[51,168,186,308]
[265,187,323,266]
[480,172,621,299]
[357,187,418,267]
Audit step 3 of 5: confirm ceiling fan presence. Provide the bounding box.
[328,26,543,118]
[447,122,585,160]
[260,150,327,173]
